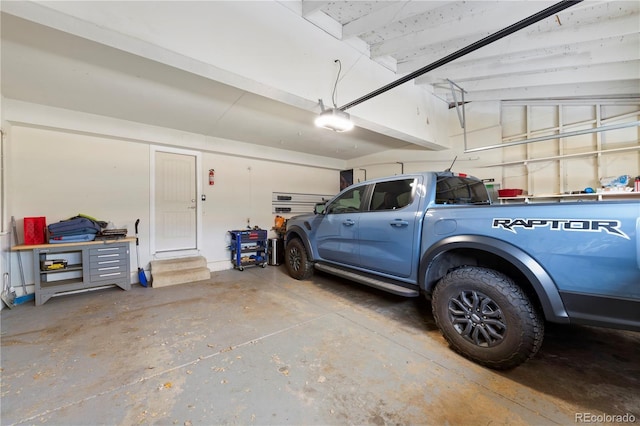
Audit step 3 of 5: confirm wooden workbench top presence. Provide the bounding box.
[12,236,135,251]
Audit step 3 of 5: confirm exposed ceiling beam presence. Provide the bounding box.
[370,1,554,59]
[301,9,342,39]
[445,61,638,94]
[342,1,447,39]
[434,79,640,103]
[397,3,638,73]
[339,1,583,111]
[301,0,329,17]
[416,35,640,85]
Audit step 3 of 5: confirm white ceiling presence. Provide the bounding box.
[304,0,639,103]
[2,1,638,161]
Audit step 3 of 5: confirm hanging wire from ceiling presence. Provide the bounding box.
[332,59,342,108]
[315,59,354,132]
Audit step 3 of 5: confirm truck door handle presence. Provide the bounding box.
[343,219,355,226]
[390,220,409,227]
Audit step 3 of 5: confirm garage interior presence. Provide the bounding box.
[1,1,639,425]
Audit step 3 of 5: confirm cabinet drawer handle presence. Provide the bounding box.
[96,248,120,252]
[97,254,120,258]
[98,272,122,277]
[98,266,120,271]
[98,260,120,265]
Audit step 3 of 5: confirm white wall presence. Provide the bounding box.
[347,100,639,194]
[198,151,338,270]
[0,96,9,306]
[4,116,338,294]
[347,101,504,182]
[499,102,640,194]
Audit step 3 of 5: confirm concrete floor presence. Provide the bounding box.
[1,265,639,425]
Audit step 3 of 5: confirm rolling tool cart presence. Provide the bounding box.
[228,229,268,271]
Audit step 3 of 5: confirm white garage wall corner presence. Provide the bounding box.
[0,104,8,310]
[1,98,8,233]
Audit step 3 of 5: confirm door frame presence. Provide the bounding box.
[149,145,203,258]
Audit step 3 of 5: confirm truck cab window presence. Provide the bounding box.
[435,176,490,205]
[326,186,366,214]
[371,179,415,211]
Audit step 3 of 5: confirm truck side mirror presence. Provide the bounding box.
[314,203,327,214]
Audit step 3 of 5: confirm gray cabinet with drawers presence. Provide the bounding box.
[15,238,134,306]
[88,244,130,284]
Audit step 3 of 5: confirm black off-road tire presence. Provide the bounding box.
[432,266,544,370]
[285,238,314,280]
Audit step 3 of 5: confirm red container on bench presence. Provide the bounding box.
[498,189,524,197]
[24,216,46,245]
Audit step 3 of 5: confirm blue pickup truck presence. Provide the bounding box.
[284,171,640,369]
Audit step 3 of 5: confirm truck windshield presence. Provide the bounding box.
[435,176,490,205]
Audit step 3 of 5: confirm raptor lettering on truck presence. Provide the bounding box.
[492,218,629,239]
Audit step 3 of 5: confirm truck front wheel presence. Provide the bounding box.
[432,266,544,370]
[285,238,314,280]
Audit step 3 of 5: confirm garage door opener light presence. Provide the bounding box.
[315,102,354,132]
[315,59,354,132]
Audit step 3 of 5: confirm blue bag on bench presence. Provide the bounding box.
[49,233,96,243]
[48,217,102,236]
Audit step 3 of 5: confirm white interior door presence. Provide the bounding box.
[154,151,197,252]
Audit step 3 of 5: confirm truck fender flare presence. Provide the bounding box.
[284,225,315,261]
[420,235,569,323]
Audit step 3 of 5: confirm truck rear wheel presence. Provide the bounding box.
[432,266,544,370]
[285,238,314,280]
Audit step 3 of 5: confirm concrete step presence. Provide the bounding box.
[151,268,211,288]
[150,256,210,288]
[150,256,207,273]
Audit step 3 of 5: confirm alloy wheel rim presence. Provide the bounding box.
[447,290,507,347]
[289,247,301,271]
